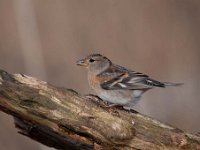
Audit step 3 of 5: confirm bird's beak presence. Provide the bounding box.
[76,59,88,66]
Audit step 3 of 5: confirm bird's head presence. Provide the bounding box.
[76,54,112,74]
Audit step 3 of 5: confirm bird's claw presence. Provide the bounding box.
[84,94,122,114]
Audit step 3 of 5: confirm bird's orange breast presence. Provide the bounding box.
[88,73,111,90]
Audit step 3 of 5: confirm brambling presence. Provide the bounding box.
[77,54,182,109]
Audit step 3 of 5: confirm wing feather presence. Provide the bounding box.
[99,64,165,90]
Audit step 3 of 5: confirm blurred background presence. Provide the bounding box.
[0,0,200,149]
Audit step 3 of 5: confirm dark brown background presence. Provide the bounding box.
[0,0,200,149]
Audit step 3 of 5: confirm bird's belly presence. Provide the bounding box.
[97,89,140,106]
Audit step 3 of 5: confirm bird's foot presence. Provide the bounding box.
[84,94,122,115]
[84,94,104,104]
[102,103,123,116]
[123,106,139,114]
[103,103,123,109]
[84,94,113,109]
[85,94,122,108]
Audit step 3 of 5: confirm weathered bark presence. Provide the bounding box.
[0,69,199,150]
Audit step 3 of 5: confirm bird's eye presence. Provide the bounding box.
[89,59,95,63]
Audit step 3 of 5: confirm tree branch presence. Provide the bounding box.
[0,69,199,150]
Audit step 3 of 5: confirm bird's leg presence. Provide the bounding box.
[84,94,122,109]
[103,103,123,109]
[84,94,123,117]
[84,94,108,107]
[85,94,102,102]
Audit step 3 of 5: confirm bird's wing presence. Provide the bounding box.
[99,65,165,90]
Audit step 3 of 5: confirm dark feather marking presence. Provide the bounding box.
[99,63,166,90]
[144,78,165,88]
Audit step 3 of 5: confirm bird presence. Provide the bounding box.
[76,53,182,109]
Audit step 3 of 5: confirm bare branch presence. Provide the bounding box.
[0,70,199,150]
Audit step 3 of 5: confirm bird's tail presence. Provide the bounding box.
[163,82,183,87]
